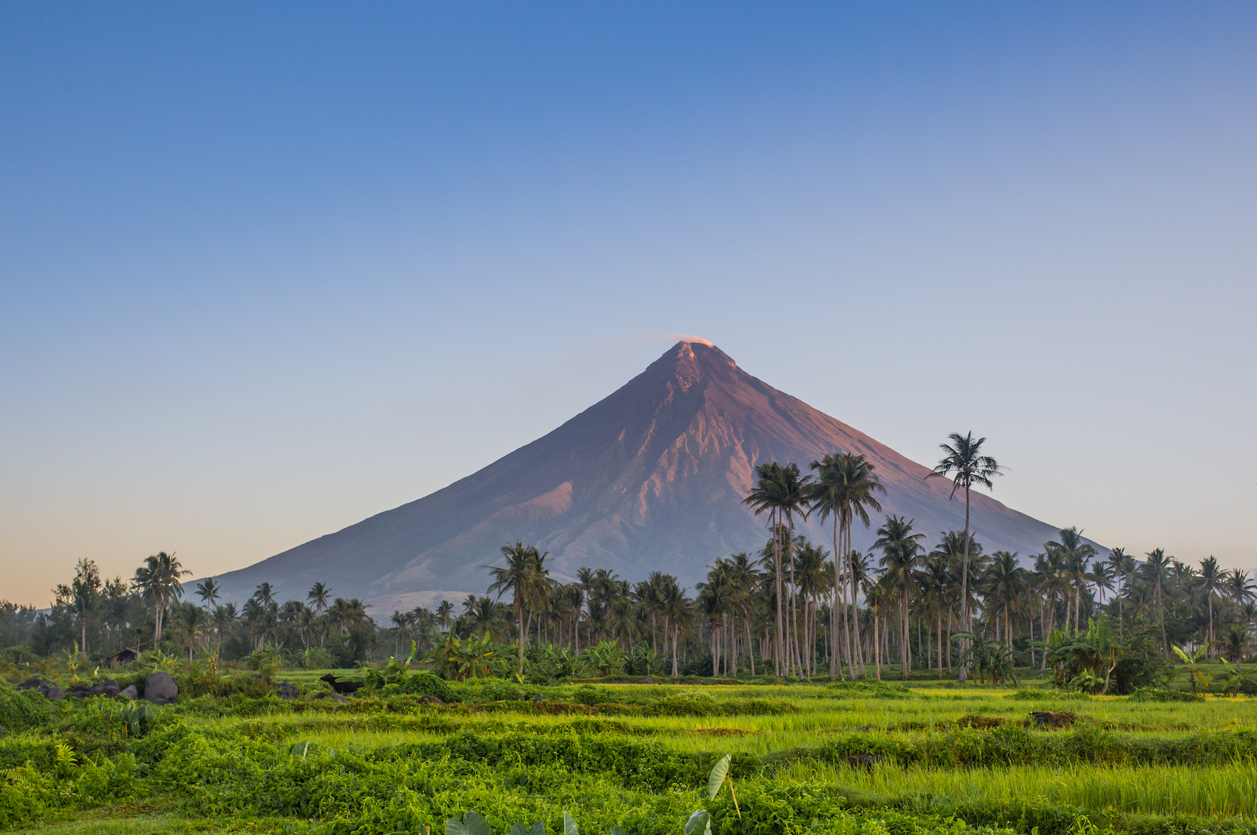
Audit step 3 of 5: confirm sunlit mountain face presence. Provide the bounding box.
[213,341,1070,611]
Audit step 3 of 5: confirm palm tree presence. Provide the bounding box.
[1199,556,1223,655]
[1226,569,1256,607]
[307,582,332,615]
[196,578,221,610]
[1143,549,1173,657]
[436,599,454,631]
[1047,528,1095,631]
[131,551,190,644]
[809,452,884,679]
[985,551,1024,645]
[1109,548,1135,638]
[926,432,1003,682]
[487,541,547,672]
[744,462,790,675]
[253,582,276,608]
[875,515,925,681]
[211,602,237,650]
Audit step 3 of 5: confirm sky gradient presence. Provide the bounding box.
[2,3,1255,605]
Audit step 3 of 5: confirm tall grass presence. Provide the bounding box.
[776,760,1257,818]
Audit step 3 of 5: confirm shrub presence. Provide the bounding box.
[0,681,52,733]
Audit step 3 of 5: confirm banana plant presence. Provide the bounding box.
[1173,644,1211,695]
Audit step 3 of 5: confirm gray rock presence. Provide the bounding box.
[143,672,179,703]
[45,687,66,701]
[119,685,138,699]
[276,681,299,700]
[92,679,120,697]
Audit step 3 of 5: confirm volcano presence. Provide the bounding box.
[213,341,1070,611]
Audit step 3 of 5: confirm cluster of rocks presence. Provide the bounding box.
[8,672,179,705]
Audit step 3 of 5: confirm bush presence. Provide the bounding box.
[399,671,457,702]
[0,682,52,733]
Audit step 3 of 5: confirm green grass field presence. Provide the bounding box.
[4,669,1257,835]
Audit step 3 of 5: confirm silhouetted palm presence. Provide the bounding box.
[926,432,1002,681]
[875,515,925,681]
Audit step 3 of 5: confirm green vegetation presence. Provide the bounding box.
[4,433,1256,833]
[3,671,1257,834]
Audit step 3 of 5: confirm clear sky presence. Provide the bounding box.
[2,3,1255,606]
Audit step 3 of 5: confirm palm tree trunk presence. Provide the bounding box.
[848,523,866,679]
[959,487,970,683]
[772,509,784,676]
[900,585,909,681]
[832,518,846,680]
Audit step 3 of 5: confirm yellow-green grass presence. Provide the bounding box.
[775,759,1257,819]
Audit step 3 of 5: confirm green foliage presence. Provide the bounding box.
[1218,659,1257,696]
[1130,687,1202,703]
[428,632,497,681]
[118,700,153,737]
[578,640,626,677]
[0,681,52,733]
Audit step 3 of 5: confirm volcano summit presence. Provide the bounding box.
[213,341,1067,610]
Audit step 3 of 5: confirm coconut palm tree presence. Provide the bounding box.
[253,582,276,608]
[1109,548,1135,638]
[985,551,1024,645]
[132,551,190,644]
[487,541,547,672]
[744,462,790,675]
[1199,556,1223,654]
[926,433,1003,682]
[1143,549,1173,657]
[307,582,332,615]
[195,578,221,610]
[875,515,925,681]
[809,452,884,679]
[1047,528,1095,631]
[436,599,454,631]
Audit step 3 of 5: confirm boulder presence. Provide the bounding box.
[276,682,299,700]
[119,685,138,699]
[143,672,179,703]
[45,687,66,701]
[92,679,120,697]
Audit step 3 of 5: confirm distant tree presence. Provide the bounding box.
[132,551,189,644]
[926,432,1003,682]
[307,582,332,615]
[1199,556,1223,654]
[487,541,549,672]
[875,515,925,681]
[809,452,884,679]
[54,558,101,656]
[1142,548,1173,657]
[196,578,221,610]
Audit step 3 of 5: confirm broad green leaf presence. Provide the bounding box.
[290,741,312,758]
[707,754,732,800]
[529,823,546,835]
[508,824,528,835]
[562,811,578,835]
[611,827,626,835]
[684,809,711,835]
[447,812,491,835]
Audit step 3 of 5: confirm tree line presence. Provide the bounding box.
[3,432,1252,679]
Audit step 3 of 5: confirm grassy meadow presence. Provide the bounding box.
[4,665,1257,835]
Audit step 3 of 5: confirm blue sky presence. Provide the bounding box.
[2,3,1255,604]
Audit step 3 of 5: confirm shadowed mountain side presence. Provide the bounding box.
[212,342,1081,611]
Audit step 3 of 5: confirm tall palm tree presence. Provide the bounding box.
[875,515,925,681]
[1047,528,1095,631]
[196,578,221,610]
[253,582,276,608]
[926,432,1002,682]
[1109,548,1135,638]
[436,599,454,631]
[307,582,332,616]
[211,602,237,650]
[1143,549,1173,657]
[1199,556,1223,654]
[809,452,884,679]
[487,541,548,671]
[1225,569,1256,608]
[132,551,190,644]
[985,551,1024,645]
[744,462,790,675]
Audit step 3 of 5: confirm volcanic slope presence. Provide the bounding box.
[213,341,1069,611]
